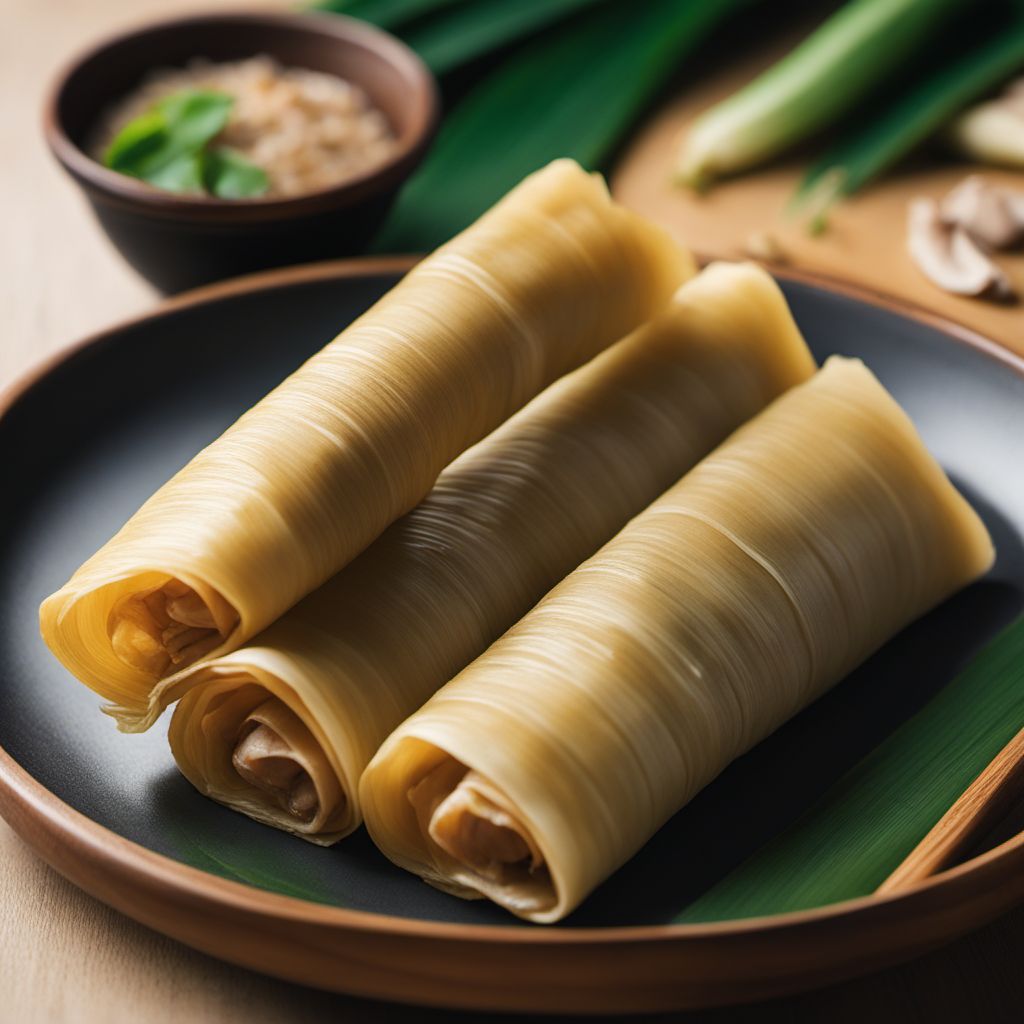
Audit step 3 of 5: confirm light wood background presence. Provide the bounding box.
[3,2,1024,1022]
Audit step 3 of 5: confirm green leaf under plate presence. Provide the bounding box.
[677,617,1024,922]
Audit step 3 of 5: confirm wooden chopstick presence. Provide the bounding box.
[877,726,1024,895]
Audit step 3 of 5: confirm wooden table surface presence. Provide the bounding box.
[3,2,1024,1022]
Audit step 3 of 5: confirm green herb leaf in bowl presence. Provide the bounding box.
[102,109,168,172]
[202,147,270,199]
[143,151,206,194]
[102,88,268,199]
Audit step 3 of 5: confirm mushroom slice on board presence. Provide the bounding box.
[939,176,1024,251]
[907,197,1014,300]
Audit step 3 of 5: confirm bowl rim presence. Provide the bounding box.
[42,9,440,222]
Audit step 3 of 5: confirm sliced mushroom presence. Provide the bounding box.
[744,230,787,264]
[1005,77,1024,105]
[907,197,1014,300]
[946,78,1024,170]
[1004,190,1024,229]
[939,175,1024,250]
[947,102,1024,171]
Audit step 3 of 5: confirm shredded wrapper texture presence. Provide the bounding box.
[40,159,691,724]
[360,357,994,923]
[164,263,815,842]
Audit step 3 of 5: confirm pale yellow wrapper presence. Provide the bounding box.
[39,159,692,720]
[360,357,995,922]
[163,263,816,842]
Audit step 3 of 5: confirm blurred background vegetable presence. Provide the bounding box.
[796,7,1024,231]
[674,0,966,191]
[947,82,1024,170]
[374,0,744,251]
[315,0,1024,244]
[318,0,747,249]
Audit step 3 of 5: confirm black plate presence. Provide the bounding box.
[1,261,1022,930]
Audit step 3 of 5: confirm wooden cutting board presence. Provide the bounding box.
[612,42,1024,358]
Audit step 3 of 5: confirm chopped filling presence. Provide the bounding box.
[406,762,556,914]
[230,698,344,826]
[109,579,237,676]
[233,722,318,822]
[426,770,544,884]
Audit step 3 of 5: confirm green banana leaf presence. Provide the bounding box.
[677,617,1024,923]
[312,0,466,30]
[374,0,744,252]
[402,0,611,76]
[314,0,608,73]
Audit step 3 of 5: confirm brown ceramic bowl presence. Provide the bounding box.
[44,11,438,292]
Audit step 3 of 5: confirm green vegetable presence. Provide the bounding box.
[102,110,168,172]
[402,0,609,76]
[796,14,1024,231]
[104,90,232,182]
[676,617,1024,923]
[375,0,743,252]
[202,148,270,200]
[675,0,967,190]
[103,88,268,199]
[311,0,466,30]
[144,152,205,194]
[946,97,1024,170]
[318,0,615,79]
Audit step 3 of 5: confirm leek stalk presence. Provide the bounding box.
[675,0,967,190]
[796,15,1024,230]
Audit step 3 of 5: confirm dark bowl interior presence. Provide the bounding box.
[46,12,438,291]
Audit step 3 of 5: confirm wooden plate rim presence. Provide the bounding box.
[2,254,1024,951]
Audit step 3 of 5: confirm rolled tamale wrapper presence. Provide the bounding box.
[359,357,995,922]
[163,262,815,841]
[40,159,692,724]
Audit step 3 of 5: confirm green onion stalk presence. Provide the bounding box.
[675,0,968,190]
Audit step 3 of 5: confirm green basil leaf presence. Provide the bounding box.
[144,151,205,194]
[103,110,167,171]
[102,89,234,189]
[154,89,234,158]
[202,147,270,199]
